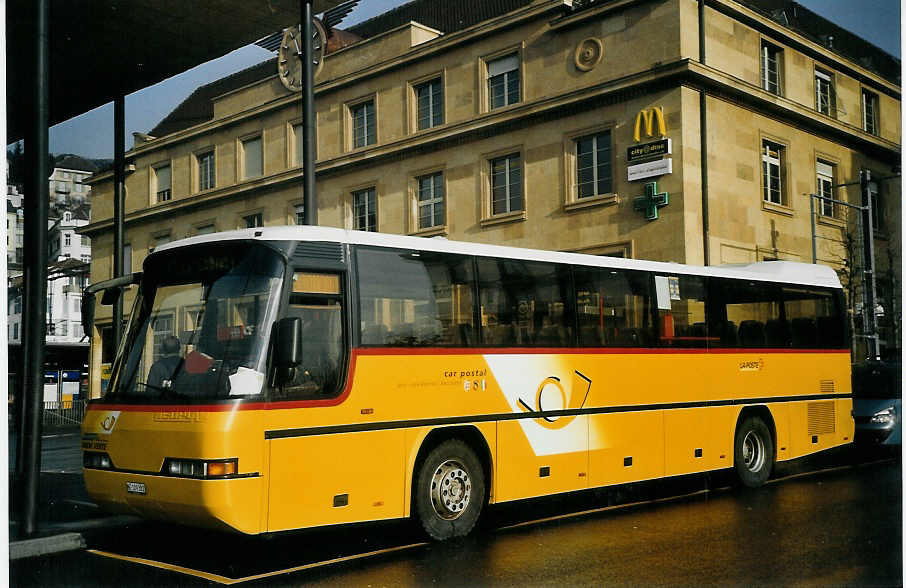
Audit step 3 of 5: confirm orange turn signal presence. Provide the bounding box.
[206,461,238,477]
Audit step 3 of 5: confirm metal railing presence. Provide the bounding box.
[42,399,86,427]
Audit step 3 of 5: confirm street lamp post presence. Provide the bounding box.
[301,0,318,226]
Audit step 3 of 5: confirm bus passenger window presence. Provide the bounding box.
[783,288,844,349]
[708,279,785,348]
[477,258,573,347]
[574,267,653,347]
[356,248,475,347]
[654,275,709,348]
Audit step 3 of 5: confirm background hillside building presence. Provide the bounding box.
[8,156,96,404]
[83,0,901,396]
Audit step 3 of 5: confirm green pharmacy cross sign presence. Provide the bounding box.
[632,181,669,221]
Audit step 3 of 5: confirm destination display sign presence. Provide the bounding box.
[627,138,671,163]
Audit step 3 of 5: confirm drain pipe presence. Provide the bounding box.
[698,0,711,266]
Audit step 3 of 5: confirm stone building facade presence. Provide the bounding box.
[83,0,901,392]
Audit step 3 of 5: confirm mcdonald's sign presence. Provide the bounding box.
[633,107,667,142]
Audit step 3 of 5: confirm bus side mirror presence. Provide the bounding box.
[81,291,96,337]
[275,317,302,369]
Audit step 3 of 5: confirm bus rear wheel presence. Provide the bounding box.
[734,416,774,487]
[414,439,485,541]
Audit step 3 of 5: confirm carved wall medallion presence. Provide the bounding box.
[575,38,604,72]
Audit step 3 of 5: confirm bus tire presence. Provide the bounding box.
[414,439,485,541]
[734,416,774,488]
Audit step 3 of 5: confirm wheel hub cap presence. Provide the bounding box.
[430,459,472,520]
[743,430,765,472]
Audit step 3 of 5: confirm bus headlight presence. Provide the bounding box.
[84,452,113,470]
[871,406,897,427]
[162,458,238,479]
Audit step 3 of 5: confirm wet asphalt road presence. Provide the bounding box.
[10,448,901,587]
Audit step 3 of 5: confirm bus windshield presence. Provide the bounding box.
[107,242,285,403]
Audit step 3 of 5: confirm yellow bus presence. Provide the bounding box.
[82,227,853,540]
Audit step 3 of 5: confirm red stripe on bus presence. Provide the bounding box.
[84,346,847,414]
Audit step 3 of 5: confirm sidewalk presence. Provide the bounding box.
[8,428,139,560]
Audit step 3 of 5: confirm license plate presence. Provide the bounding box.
[125,481,147,495]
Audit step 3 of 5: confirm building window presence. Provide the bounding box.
[353,188,377,232]
[575,131,613,198]
[417,172,445,230]
[293,123,303,166]
[63,211,72,222]
[64,232,71,247]
[816,160,836,218]
[242,136,263,179]
[862,89,879,135]
[415,78,443,130]
[868,176,884,230]
[198,150,215,191]
[488,54,520,110]
[761,140,785,206]
[351,99,376,148]
[815,69,835,116]
[490,153,523,215]
[196,223,216,235]
[761,41,782,95]
[154,164,171,202]
[295,203,305,225]
[244,212,263,228]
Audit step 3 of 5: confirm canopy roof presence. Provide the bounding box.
[6,0,345,142]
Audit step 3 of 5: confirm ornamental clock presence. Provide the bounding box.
[277,18,326,92]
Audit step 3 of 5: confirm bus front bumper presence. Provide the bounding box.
[83,468,264,534]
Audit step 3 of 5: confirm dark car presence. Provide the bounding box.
[852,359,902,446]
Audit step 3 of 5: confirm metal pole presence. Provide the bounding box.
[809,194,817,263]
[860,170,880,360]
[301,0,318,225]
[20,0,50,538]
[113,96,125,349]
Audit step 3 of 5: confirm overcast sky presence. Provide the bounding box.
[34,0,903,159]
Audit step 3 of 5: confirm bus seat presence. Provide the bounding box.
[457,323,473,347]
[691,322,707,338]
[615,328,643,347]
[816,316,843,348]
[738,320,765,347]
[361,324,389,345]
[535,325,568,347]
[579,325,603,346]
[720,321,738,347]
[790,318,817,348]
[484,323,516,346]
[765,319,791,347]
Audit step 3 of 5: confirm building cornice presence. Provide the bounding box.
[81,57,900,238]
[122,0,571,160]
[706,0,900,97]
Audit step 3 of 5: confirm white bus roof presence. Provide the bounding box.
[153,226,842,289]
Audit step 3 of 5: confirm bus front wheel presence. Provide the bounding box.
[734,416,774,487]
[414,439,485,540]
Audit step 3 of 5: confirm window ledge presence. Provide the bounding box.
[480,210,526,228]
[564,193,617,212]
[817,214,846,228]
[409,225,447,238]
[762,201,794,217]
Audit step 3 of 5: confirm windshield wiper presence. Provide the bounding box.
[134,381,191,401]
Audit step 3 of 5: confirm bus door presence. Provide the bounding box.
[654,275,730,476]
